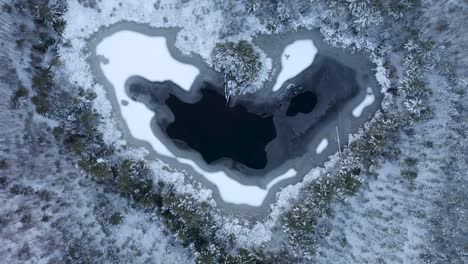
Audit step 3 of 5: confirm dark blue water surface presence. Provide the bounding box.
[286,91,317,116]
[165,87,276,169]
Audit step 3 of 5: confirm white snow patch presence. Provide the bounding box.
[266,168,296,189]
[315,138,328,154]
[96,30,199,157]
[352,87,375,117]
[272,39,318,92]
[178,158,296,206]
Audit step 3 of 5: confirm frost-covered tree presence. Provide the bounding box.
[399,76,431,98]
[211,40,263,96]
[347,0,383,30]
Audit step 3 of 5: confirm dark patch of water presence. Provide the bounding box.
[286,91,317,116]
[165,86,276,169]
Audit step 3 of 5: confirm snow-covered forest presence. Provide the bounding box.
[0,0,466,263]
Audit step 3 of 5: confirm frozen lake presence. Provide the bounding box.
[89,22,382,209]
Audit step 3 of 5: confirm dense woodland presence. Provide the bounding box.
[0,0,466,263]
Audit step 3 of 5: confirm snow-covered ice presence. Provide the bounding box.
[96,30,200,157]
[265,168,297,189]
[315,138,329,154]
[352,87,375,117]
[272,39,318,92]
